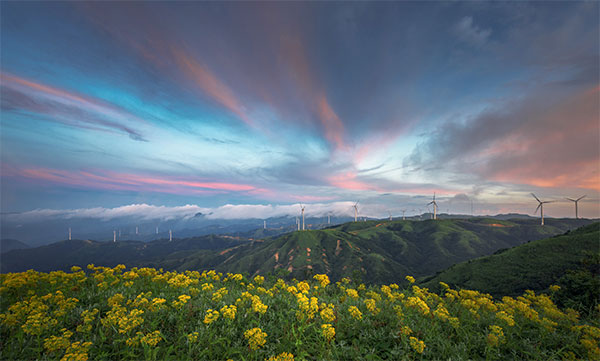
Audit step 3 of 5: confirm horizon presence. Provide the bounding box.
[1,2,599,224]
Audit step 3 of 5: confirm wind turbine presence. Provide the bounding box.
[388,212,392,221]
[68,227,72,241]
[136,226,139,235]
[353,201,359,222]
[156,226,159,235]
[401,209,406,221]
[300,204,305,231]
[428,193,438,220]
[169,229,173,241]
[531,193,554,226]
[113,230,116,243]
[565,195,586,219]
[264,220,267,229]
[328,214,331,225]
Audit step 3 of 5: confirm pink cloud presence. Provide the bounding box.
[9,167,267,195]
[328,172,380,191]
[172,47,254,128]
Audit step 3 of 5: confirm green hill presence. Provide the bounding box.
[421,222,600,298]
[185,218,593,283]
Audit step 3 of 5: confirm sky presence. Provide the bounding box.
[1,1,599,222]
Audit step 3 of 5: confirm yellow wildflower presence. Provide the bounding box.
[44,328,73,352]
[267,352,295,361]
[140,330,162,347]
[487,325,505,347]
[405,275,416,284]
[187,332,199,343]
[365,298,380,315]
[321,323,336,341]
[203,309,220,325]
[409,336,425,354]
[348,306,363,320]
[220,305,237,320]
[346,289,359,299]
[320,304,336,323]
[313,274,330,287]
[61,341,92,361]
[244,327,267,350]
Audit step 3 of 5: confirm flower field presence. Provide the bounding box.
[1,265,599,360]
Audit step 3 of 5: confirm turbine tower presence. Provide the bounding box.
[389,212,392,221]
[428,193,438,220]
[68,227,71,241]
[264,220,266,229]
[300,204,305,231]
[296,217,300,231]
[566,195,586,219]
[169,229,173,241]
[113,230,116,243]
[353,201,359,222]
[136,226,139,235]
[401,209,406,221]
[328,214,331,224]
[156,226,159,235]
[531,193,554,226]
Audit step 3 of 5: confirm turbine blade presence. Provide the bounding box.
[577,195,587,201]
[566,198,576,202]
[535,204,541,213]
[531,193,541,202]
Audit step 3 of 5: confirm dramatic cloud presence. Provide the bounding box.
[0,73,147,141]
[1,2,598,218]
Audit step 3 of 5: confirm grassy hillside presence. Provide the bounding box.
[421,222,600,297]
[200,218,592,283]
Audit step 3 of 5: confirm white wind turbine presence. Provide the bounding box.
[388,212,392,221]
[300,204,306,231]
[565,195,586,219]
[68,227,72,241]
[113,230,116,243]
[401,209,406,220]
[353,201,359,222]
[428,193,438,220]
[531,193,554,226]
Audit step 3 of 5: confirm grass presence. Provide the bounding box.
[421,222,600,298]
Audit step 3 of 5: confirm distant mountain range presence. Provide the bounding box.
[2,217,594,283]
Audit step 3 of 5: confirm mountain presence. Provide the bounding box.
[203,218,593,283]
[0,235,248,273]
[1,217,593,281]
[420,222,600,298]
[0,239,30,253]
